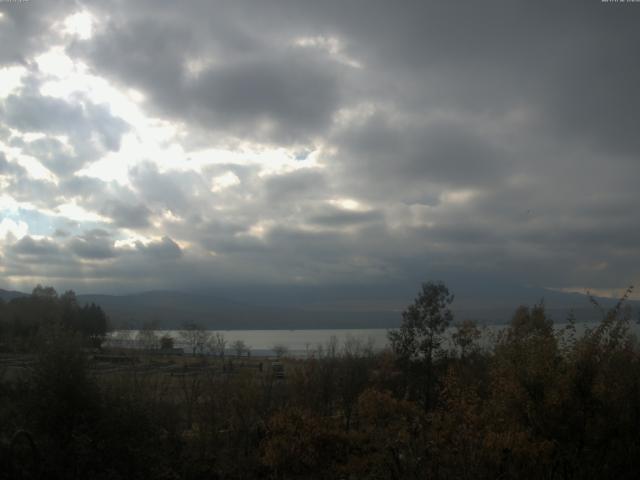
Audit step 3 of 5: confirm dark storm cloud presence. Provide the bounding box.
[68,230,115,259]
[129,162,210,216]
[135,236,182,260]
[1,233,193,294]
[307,206,383,228]
[227,223,401,284]
[10,236,60,257]
[188,55,341,139]
[74,1,640,152]
[73,3,346,143]
[0,0,78,65]
[263,168,328,203]
[330,113,509,203]
[100,201,152,229]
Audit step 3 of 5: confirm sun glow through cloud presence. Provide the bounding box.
[62,11,95,40]
[0,217,29,240]
[0,66,26,98]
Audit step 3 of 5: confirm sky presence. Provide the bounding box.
[0,0,639,302]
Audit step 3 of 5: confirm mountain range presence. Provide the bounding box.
[1,283,637,330]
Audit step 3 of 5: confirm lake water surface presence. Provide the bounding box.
[107,321,626,357]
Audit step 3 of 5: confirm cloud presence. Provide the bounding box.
[74,5,346,144]
[0,218,28,241]
[100,200,152,229]
[0,0,639,299]
[68,229,116,259]
[329,112,510,204]
[306,206,382,228]
[135,236,182,260]
[0,151,25,176]
[1,81,129,176]
[10,235,60,257]
[263,168,328,203]
[129,162,209,216]
[0,0,77,65]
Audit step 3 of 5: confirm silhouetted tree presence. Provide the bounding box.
[179,322,210,356]
[208,331,227,357]
[388,281,454,409]
[160,334,175,350]
[452,319,482,359]
[272,344,289,358]
[232,339,247,358]
[79,302,108,348]
[136,320,159,349]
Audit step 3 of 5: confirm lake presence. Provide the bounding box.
[106,321,624,357]
[107,328,391,356]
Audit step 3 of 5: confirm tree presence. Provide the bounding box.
[262,407,349,477]
[232,339,247,358]
[272,344,289,359]
[452,319,482,359]
[28,285,61,330]
[0,298,6,345]
[136,321,159,350]
[80,303,108,348]
[60,290,79,332]
[337,336,376,430]
[30,325,100,452]
[31,285,58,300]
[208,332,227,357]
[388,281,454,363]
[179,322,210,356]
[508,303,553,341]
[160,335,174,350]
[347,389,429,478]
[388,281,454,409]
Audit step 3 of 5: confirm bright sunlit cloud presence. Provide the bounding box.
[294,35,362,68]
[0,66,26,98]
[54,202,111,224]
[62,10,95,40]
[440,189,477,205]
[0,217,29,241]
[211,171,240,192]
[328,198,362,210]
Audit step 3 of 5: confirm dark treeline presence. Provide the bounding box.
[0,285,108,351]
[1,282,639,479]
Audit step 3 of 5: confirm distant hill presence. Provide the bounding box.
[76,290,398,329]
[2,285,637,329]
[0,288,28,302]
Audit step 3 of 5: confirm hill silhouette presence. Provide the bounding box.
[2,285,636,329]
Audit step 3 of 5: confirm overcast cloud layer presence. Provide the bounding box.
[0,0,639,301]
